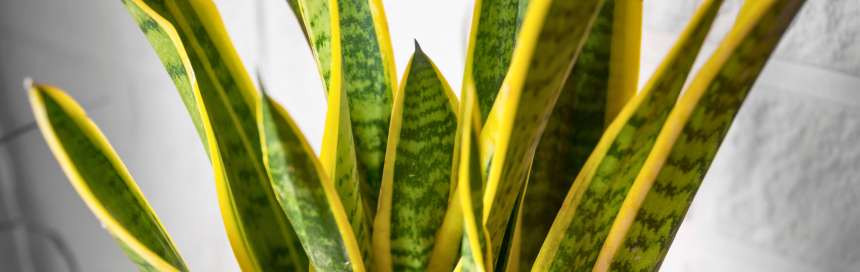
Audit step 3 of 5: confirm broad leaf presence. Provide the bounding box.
[259,94,366,271]
[122,1,306,270]
[30,84,187,272]
[479,0,605,263]
[519,0,641,269]
[373,44,459,271]
[532,0,725,270]
[601,1,805,270]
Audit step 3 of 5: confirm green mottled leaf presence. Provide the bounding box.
[463,0,522,121]
[604,1,805,270]
[29,84,187,272]
[122,0,306,270]
[532,0,724,270]
[479,0,605,264]
[519,0,641,269]
[298,0,334,87]
[259,94,366,271]
[373,44,458,272]
[319,59,373,267]
[300,0,397,205]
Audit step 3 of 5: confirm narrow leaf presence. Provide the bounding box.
[373,44,459,271]
[532,0,724,270]
[463,0,522,121]
[456,86,489,272]
[122,1,307,270]
[319,38,373,266]
[602,1,806,270]
[519,0,641,269]
[301,0,397,205]
[259,94,366,271]
[29,84,187,272]
[479,0,605,263]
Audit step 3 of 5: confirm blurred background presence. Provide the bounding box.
[0,0,858,271]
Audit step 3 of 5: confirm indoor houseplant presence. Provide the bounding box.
[28,0,805,271]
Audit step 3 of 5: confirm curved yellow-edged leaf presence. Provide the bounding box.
[479,0,606,263]
[601,1,806,270]
[319,21,373,265]
[300,0,397,205]
[456,85,489,272]
[121,1,306,270]
[495,185,525,272]
[463,0,524,122]
[29,84,187,272]
[373,44,459,272]
[532,1,725,271]
[259,94,366,271]
[519,0,641,269]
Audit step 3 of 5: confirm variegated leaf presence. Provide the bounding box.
[299,0,397,205]
[602,1,806,270]
[30,84,187,272]
[122,1,306,270]
[479,0,605,263]
[259,94,366,271]
[373,44,459,272]
[519,0,642,269]
[533,0,725,270]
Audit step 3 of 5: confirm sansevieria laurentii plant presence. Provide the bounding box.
[27,0,806,271]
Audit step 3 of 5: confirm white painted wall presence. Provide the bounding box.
[0,0,856,271]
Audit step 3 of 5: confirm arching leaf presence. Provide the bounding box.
[30,84,187,272]
[122,1,306,270]
[532,0,725,270]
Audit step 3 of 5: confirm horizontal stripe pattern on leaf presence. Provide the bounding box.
[533,0,724,270]
[480,0,605,263]
[335,0,396,208]
[464,0,521,121]
[604,1,806,271]
[260,95,365,271]
[374,44,459,272]
[122,0,307,270]
[30,84,187,272]
[519,0,642,268]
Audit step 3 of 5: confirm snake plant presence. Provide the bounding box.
[28,0,805,271]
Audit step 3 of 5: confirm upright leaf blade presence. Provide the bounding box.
[479,0,605,263]
[456,87,489,272]
[519,0,641,269]
[29,84,187,272]
[122,1,306,270]
[533,1,724,270]
[463,0,522,121]
[301,0,397,205]
[373,45,459,271]
[297,0,334,86]
[602,1,806,270]
[319,32,373,266]
[260,95,366,271]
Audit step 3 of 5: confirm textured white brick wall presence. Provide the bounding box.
[0,0,856,271]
